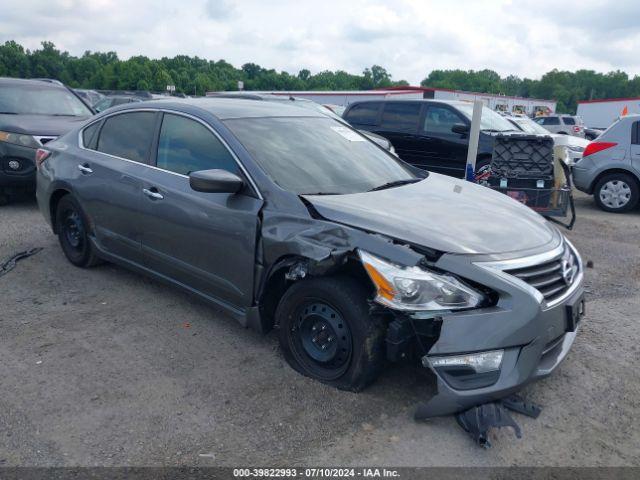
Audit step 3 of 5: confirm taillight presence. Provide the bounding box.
[583,141,617,158]
[573,126,581,133]
[35,148,51,169]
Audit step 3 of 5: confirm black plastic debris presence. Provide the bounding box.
[502,394,542,419]
[0,248,43,278]
[456,402,522,448]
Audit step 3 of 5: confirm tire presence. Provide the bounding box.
[55,194,102,267]
[593,173,640,213]
[0,193,8,206]
[276,275,385,392]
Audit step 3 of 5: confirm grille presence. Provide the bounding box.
[505,245,578,303]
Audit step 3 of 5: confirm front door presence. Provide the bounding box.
[415,104,469,177]
[139,112,263,311]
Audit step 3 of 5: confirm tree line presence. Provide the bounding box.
[422,69,640,113]
[0,41,407,96]
[1,40,639,113]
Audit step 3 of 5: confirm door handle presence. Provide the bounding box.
[143,188,164,200]
[77,164,93,174]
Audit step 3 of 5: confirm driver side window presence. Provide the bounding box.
[423,105,465,136]
[156,113,240,176]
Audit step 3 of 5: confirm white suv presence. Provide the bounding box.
[534,115,586,138]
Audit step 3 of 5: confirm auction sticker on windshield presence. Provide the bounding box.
[331,126,365,141]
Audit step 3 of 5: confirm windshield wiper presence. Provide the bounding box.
[367,178,421,192]
[0,111,18,115]
[301,192,341,196]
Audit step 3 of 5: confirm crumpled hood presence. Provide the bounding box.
[303,174,557,255]
[0,114,90,136]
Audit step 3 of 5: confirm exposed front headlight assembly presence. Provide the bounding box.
[0,130,40,149]
[358,250,485,311]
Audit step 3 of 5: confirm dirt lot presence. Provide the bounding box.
[1,192,639,467]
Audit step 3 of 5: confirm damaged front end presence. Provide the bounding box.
[251,199,584,448]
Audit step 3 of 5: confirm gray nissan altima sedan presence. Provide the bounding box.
[35,98,585,419]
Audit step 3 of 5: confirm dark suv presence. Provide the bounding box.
[0,77,93,204]
[343,100,522,178]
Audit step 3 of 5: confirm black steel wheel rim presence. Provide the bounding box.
[62,208,84,251]
[290,300,352,380]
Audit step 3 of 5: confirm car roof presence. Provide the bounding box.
[347,98,471,108]
[112,97,327,120]
[0,76,67,89]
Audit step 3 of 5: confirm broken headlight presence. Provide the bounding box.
[358,250,485,311]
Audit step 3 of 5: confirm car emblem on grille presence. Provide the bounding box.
[561,252,576,285]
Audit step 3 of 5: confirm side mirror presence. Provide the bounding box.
[451,123,470,135]
[189,169,244,194]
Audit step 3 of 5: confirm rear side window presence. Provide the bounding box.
[423,105,465,136]
[82,122,101,149]
[562,117,576,125]
[96,112,156,163]
[543,117,560,125]
[380,102,421,131]
[632,121,640,145]
[156,113,239,176]
[344,103,381,126]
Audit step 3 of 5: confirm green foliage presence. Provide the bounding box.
[0,41,407,95]
[421,68,640,113]
[3,41,637,113]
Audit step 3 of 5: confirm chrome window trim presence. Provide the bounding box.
[77,107,263,200]
[474,238,583,309]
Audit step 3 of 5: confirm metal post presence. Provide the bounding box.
[465,99,483,181]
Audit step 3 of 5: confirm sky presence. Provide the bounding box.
[2,0,640,84]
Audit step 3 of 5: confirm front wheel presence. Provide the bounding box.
[594,173,639,213]
[276,275,385,392]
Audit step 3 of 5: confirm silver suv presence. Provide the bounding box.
[573,114,640,212]
[534,114,586,138]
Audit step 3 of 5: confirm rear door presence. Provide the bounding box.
[75,111,158,263]
[415,103,469,177]
[375,102,422,163]
[630,120,640,174]
[343,102,382,131]
[139,112,263,310]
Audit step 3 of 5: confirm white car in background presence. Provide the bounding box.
[534,114,586,138]
[505,114,590,165]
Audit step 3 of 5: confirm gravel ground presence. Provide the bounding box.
[0,192,639,467]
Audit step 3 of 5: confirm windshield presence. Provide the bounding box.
[225,116,417,194]
[0,84,92,116]
[456,103,519,132]
[508,116,550,135]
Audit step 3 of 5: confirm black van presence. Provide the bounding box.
[343,99,522,178]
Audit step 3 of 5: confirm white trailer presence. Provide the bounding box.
[206,86,556,116]
[577,97,640,129]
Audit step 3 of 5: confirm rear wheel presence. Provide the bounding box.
[594,173,639,213]
[276,275,385,392]
[0,193,8,206]
[55,195,102,267]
